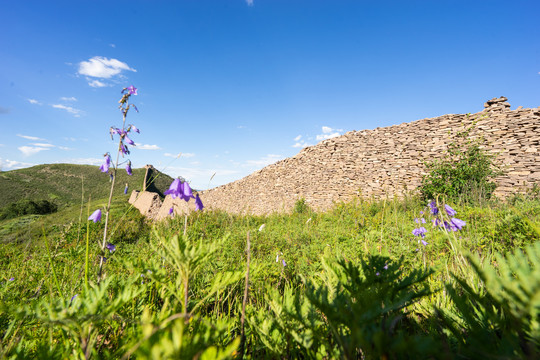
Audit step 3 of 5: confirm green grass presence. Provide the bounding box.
[1,194,540,358]
[0,163,173,210]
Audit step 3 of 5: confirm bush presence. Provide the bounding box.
[0,199,58,220]
[419,118,502,203]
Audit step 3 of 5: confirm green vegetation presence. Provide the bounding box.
[1,189,540,358]
[419,119,502,203]
[0,163,173,210]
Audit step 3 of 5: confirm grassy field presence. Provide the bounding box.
[1,186,539,358]
[0,163,173,210]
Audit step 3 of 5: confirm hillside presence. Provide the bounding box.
[0,163,173,209]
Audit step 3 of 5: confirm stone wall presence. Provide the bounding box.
[198,97,540,215]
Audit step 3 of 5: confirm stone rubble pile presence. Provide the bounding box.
[130,97,540,218]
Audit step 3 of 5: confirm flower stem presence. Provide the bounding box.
[97,111,127,282]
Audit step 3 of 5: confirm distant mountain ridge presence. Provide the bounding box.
[0,163,173,209]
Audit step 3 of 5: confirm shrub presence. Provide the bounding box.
[419,118,502,203]
[0,199,58,220]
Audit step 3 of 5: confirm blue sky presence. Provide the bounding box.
[1,0,539,189]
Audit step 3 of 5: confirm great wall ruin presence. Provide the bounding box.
[130,97,540,219]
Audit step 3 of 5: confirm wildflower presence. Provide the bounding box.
[88,209,102,223]
[121,144,130,155]
[106,242,116,253]
[282,259,286,267]
[129,124,140,133]
[169,207,174,217]
[412,227,427,238]
[306,217,312,224]
[9,277,14,281]
[414,217,426,224]
[450,218,466,231]
[421,239,428,246]
[429,201,438,215]
[181,181,194,201]
[124,183,129,194]
[70,294,78,302]
[131,104,139,112]
[376,272,380,276]
[259,224,266,232]
[127,85,137,95]
[194,194,204,211]
[100,154,111,173]
[164,178,183,199]
[445,204,457,217]
[383,264,388,270]
[124,134,135,146]
[126,161,133,176]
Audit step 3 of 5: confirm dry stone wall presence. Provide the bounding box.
[199,97,540,215]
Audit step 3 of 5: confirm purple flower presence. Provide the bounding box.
[282,259,286,267]
[70,294,78,302]
[88,209,102,223]
[106,242,116,253]
[421,240,428,246]
[131,104,139,113]
[429,201,439,215]
[376,272,380,276]
[124,134,135,146]
[412,227,427,238]
[99,154,111,173]
[181,181,194,201]
[164,178,183,199]
[121,144,130,155]
[169,207,174,217]
[129,124,140,133]
[126,161,133,176]
[9,277,14,281]
[127,85,137,95]
[445,204,457,217]
[450,218,466,231]
[124,184,128,194]
[195,194,204,211]
[415,217,426,224]
[383,264,388,270]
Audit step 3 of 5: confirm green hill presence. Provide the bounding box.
[0,163,174,210]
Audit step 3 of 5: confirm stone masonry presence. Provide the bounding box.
[196,97,540,215]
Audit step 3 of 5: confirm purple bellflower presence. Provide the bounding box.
[421,239,428,246]
[164,178,183,199]
[124,184,129,194]
[429,201,439,215]
[450,218,466,231]
[9,277,14,281]
[100,154,111,173]
[127,85,137,95]
[88,209,102,223]
[282,259,286,267]
[124,134,135,146]
[126,161,133,176]
[181,181,194,202]
[129,124,140,133]
[106,242,116,253]
[169,207,174,217]
[445,204,457,217]
[195,194,204,211]
[412,227,427,238]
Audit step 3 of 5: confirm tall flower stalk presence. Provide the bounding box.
[97,86,139,281]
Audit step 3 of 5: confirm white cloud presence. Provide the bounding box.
[246,0,254,6]
[244,154,283,168]
[27,99,42,105]
[164,152,195,158]
[31,143,55,148]
[110,44,116,48]
[0,158,33,171]
[18,146,50,156]
[294,135,302,141]
[88,79,108,88]
[63,158,103,166]
[17,134,45,141]
[52,104,82,117]
[78,56,136,79]
[60,96,77,102]
[316,126,343,141]
[293,141,312,148]
[137,144,161,150]
[58,146,72,151]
